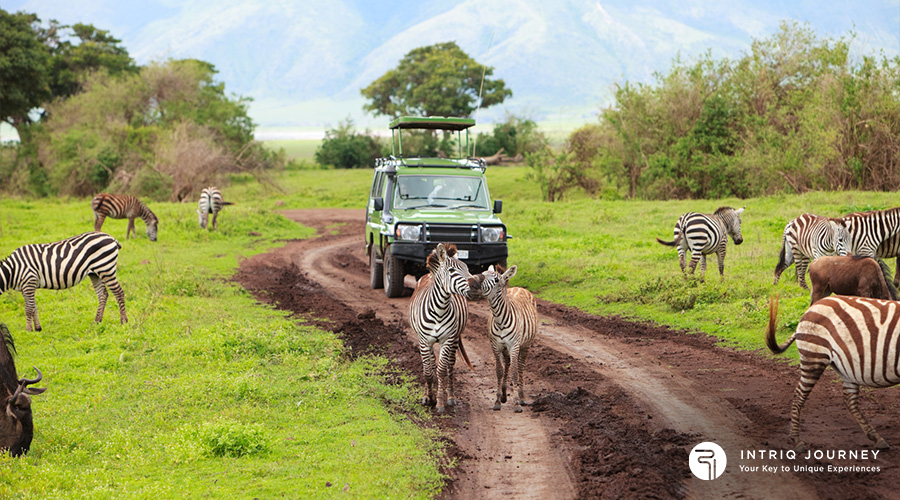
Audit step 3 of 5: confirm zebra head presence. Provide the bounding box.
[480,264,518,300]
[829,219,849,256]
[427,244,471,297]
[717,207,744,245]
[146,218,158,242]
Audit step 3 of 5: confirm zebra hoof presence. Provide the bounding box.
[514,406,523,413]
[500,394,507,404]
[447,398,457,407]
[435,406,446,415]
[492,403,501,411]
[421,397,435,407]
[875,438,890,450]
[794,442,810,454]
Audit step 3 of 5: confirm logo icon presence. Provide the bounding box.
[689,442,727,480]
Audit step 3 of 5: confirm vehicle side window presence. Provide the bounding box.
[371,172,385,199]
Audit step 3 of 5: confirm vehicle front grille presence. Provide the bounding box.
[425,224,477,243]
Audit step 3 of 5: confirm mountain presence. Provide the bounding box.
[6,0,900,132]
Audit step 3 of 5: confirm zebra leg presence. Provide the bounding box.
[510,345,524,413]
[419,344,437,407]
[687,254,701,277]
[516,346,531,409]
[212,211,219,231]
[446,340,458,408]
[22,284,40,332]
[842,382,889,449]
[90,274,109,322]
[789,362,826,452]
[796,257,810,290]
[127,218,136,239]
[677,248,687,273]
[435,342,457,414]
[102,276,128,324]
[699,254,708,282]
[491,344,505,410]
[94,213,106,232]
[716,248,726,277]
[894,257,899,288]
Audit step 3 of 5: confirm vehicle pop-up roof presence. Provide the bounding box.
[389,116,476,160]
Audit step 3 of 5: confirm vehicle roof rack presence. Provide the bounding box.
[389,116,476,131]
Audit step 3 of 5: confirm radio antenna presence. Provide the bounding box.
[472,30,495,158]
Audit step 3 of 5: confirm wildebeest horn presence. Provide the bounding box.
[19,367,42,386]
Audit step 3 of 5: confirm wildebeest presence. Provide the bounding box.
[0,323,46,457]
[808,255,899,305]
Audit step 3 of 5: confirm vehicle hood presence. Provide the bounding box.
[391,208,503,225]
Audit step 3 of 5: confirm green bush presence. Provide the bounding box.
[314,118,383,168]
[198,419,270,458]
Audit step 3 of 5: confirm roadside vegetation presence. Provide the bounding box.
[0,198,443,499]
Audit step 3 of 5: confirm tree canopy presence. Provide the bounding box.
[361,41,511,118]
[0,10,52,129]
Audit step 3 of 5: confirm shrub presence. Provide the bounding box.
[315,118,383,169]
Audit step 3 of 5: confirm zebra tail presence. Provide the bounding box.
[656,235,680,247]
[765,295,796,354]
[222,201,235,206]
[875,258,900,300]
[458,337,474,371]
[773,241,791,282]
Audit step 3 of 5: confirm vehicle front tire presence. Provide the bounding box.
[370,246,384,289]
[383,246,405,298]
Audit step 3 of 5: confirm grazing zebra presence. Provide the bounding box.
[197,187,233,230]
[842,207,900,259]
[91,193,158,242]
[766,295,900,451]
[409,243,475,414]
[0,232,127,331]
[479,264,538,413]
[656,207,745,279]
[773,214,848,289]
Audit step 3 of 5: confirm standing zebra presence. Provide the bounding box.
[197,187,233,230]
[91,193,158,241]
[409,243,475,414]
[766,295,900,451]
[0,232,127,331]
[842,207,900,259]
[479,264,538,413]
[876,233,900,288]
[773,213,848,289]
[656,207,745,279]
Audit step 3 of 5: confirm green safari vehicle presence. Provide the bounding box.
[365,116,509,298]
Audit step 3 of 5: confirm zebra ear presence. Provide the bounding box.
[434,243,447,262]
[502,265,517,282]
[736,207,745,215]
[487,265,495,273]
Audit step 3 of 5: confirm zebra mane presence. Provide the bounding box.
[714,206,735,215]
[0,324,15,357]
[444,244,458,257]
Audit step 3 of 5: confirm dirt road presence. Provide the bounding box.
[235,209,900,499]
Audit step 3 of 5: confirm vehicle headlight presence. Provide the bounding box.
[395,224,421,241]
[481,226,504,243]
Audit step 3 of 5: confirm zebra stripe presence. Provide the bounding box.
[773,213,848,289]
[91,193,158,241]
[0,232,128,331]
[479,264,538,413]
[409,243,472,414]
[198,187,231,230]
[766,295,900,451]
[842,207,900,258]
[877,233,900,287]
[657,206,745,279]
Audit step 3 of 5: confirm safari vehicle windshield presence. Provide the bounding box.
[393,175,489,210]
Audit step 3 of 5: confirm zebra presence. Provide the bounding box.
[766,295,900,451]
[842,207,900,259]
[0,232,127,331]
[91,193,158,241]
[479,264,538,413]
[656,207,745,279]
[409,243,475,414]
[773,213,848,289]
[876,233,900,288]
[197,187,233,230]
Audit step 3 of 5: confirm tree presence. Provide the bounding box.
[361,42,511,118]
[0,9,52,133]
[315,118,383,169]
[47,22,137,99]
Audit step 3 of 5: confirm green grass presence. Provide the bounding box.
[262,139,321,161]
[228,166,898,357]
[0,197,443,499]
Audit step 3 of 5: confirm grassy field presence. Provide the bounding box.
[231,166,898,354]
[0,198,443,498]
[263,139,320,161]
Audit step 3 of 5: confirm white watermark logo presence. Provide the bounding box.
[690,442,727,480]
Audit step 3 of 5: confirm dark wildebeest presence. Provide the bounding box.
[808,255,900,305]
[0,323,46,457]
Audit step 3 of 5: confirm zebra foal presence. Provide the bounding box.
[91,193,158,241]
[657,207,744,280]
[773,213,848,289]
[409,243,475,414]
[766,295,900,451]
[197,187,233,230]
[0,232,127,331]
[479,264,538,413]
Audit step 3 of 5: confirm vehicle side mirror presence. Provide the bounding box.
[493,200,502,214]
[373,197,384,211]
